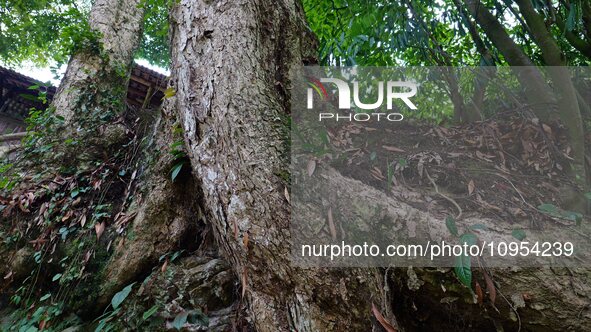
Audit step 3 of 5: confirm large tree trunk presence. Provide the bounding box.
[4,0,591,330]
[166,1,393,330]
[166,0,591,331]
[51,0,144,138]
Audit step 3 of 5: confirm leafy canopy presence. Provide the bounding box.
[0,0,171,67]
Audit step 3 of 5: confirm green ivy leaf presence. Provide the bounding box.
[459,232,478,246]
[538,203,558,214]
[52,273,62,282]
[511,229,526,241]
[453,233,477,290]
[171,163,183,182]
[445,216,458,236]
[454,254,472,289]
[470,224,488,231]
[111,283,135,309]
[142,305,159,320]
[163,87,176,99]
[173,311,189,330]
[538,203,582,223]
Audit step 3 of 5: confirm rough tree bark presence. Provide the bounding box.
[51,0,144,130]
[94,108,204,311]
[4,0,591,330]
[166,0,393,331]
[165,0,591,331]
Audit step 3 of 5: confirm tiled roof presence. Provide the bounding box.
[0,63,167,128]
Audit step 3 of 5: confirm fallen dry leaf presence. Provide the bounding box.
[61,210,73,222]
[468,180,475,195]
[95,222,105,240]
[475,281,483,304]
[284,187,290,203]
[370,167,385,180]
[161,258,168,273]
[84,250,92,264]
[483,270,496,305]
[382,145,405,153]
[307,159,316,177]
[328,207,337,240]
[243,232,249,249]
[371,303,397,332]
[241,267,248,298]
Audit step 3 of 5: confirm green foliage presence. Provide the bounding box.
[111,283,136,310]
[454,233,477,290]
[19,74,127,165]
[172,311,188,330]
[0,0,90,66]
[169,124,189,182]
[1,110,141,330]
[303,0,591,123]
[0,161,18,191]
[22,105,65,155]
[538,203,583,223]
[4,302,81,331]
[93,279,136,330]
[94,308,122,332]
[511,229,526,241]
[445,216,458,236]
[0,0,171,67]
[138,0,172,67]
[142,305,160,320]
[170,162,183,181]
[304,0,399,66]
[454,253,472,289]
[172,309,209,330]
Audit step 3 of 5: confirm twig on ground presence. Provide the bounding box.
[425,169,462,219]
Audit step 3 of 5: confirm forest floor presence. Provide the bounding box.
[326,116,586,226]
[1,114,589,331]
